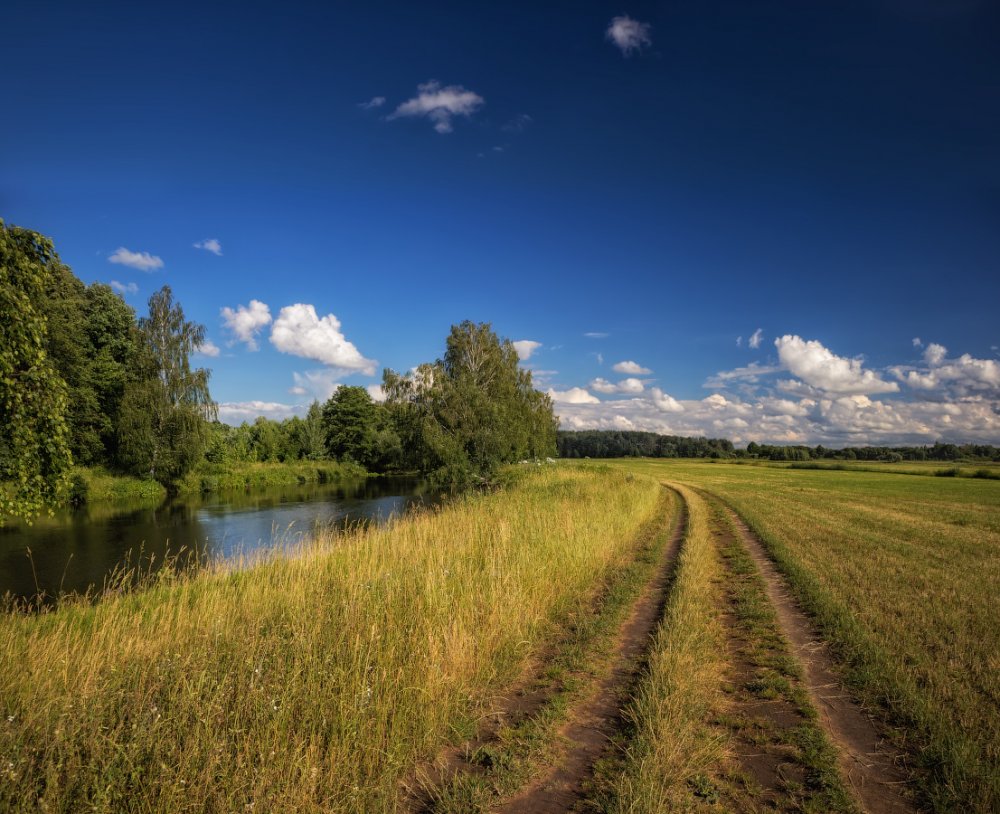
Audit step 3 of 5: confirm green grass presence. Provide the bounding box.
[599,458,1000,813]
[595,482,729,813]
[0,466,662,813]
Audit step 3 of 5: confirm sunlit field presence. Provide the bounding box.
[600,458,1000,812]
[0,467,662,813]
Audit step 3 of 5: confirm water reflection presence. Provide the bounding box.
[0,477,432,603]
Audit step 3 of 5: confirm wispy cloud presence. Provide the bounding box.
[388,80,484,134]
[748,328,764,349]
[613,360,652,375]
[193,238,222,256]
[221,299,272,350]
[217,401,303,425]
[591,377,646,394]
[270,304,377,374]
[108,247,163,272]
[503,113,532,133]
[195,339,221,357]
[703,361,781,389]
[584,331,609,339]
[109,280,138,295]
[512,339,542,361]
[359,96,386,110]
[606,16,652,56]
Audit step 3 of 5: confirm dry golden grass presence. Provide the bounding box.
[0,466,661,813]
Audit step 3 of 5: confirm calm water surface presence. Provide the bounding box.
[0,477,434,602]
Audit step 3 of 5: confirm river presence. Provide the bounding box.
[0,477,434,603]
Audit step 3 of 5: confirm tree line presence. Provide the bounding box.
[1,221,558,520]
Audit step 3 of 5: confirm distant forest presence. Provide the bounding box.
[557,431,1000,463]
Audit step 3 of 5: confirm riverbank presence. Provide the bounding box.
[59,460,369,508]
[0,466,662,811]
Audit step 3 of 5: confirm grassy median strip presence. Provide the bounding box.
[594,482,728,813]
[0,466,661,814]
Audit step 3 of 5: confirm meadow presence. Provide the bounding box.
[604,458,1000,812]
[0,467,663,813]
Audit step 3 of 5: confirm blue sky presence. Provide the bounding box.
[4,0,999,444]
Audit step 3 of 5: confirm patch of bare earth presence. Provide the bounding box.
[401,493,685,813]
[495,497,687,814]
[720,503,919,814]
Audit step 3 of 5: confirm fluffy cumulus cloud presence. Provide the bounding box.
[109,280,138,295]
[217,401,303,425]
[221,300,272,350]
[512,340,542,361]
[552,390,1000,446]
[775,335,899,395]
[195,339,220,357]
[650,387,683,412]
[612,360,652,375]
[547,387,600,404]
[193,238,222,255]
[605,15,652,56]
[269,304,377,374]
[388,80,484,133]
[890,342,1000,395]
[108,247,163,271]
[748,328,764,349]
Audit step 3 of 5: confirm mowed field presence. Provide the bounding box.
[2,462,997,813]
[604,458,1000,813]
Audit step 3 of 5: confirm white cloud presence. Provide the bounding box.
[359,96,386,110]
[596,353,604,365]
[193,238,222,256]
[109,280,138,295]
[270,304,377,374]
[503,113,532,132]
[512,339,542,361]
[912,337,923,348]
[388,80,484,134]
[606,16,652,56]
[650,387,683,412]
[892,343,1000,395]
[108,247,163,272]
[704,362,782,389]
[924,343,947,366]
[195,339,220,358]
[748,328,764,349]
[553,390,1000,446]
[591,377,645,394]
[613,360,652,375]
[736,336,742,347]
[221,300,272,350]
[367,384,387,403]
[217,401,303,425]
[290,369,350,402]
[584,331,609,339]
[775,335,899,395]
[547,387,600,404]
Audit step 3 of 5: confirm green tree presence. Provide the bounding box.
[0,223,74,522]
[383,321,557,485]
[322,386,381,466]
[116,286,215,485]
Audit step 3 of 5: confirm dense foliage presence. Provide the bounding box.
[0,222,73,520]
[383,321,558,485]
[559,431,1000,463]
[558,430,735,459]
